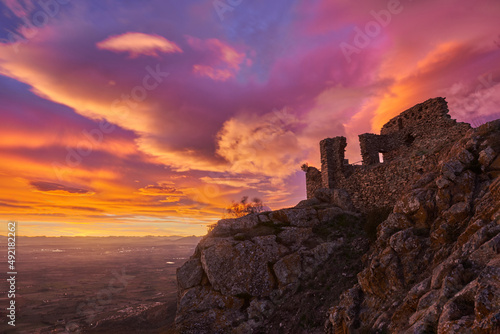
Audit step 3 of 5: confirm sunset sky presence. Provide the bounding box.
[0,0,499,236]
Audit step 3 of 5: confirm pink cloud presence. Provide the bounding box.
[96,32,182,58]
[193,65,234,81]
[186,36,247,81]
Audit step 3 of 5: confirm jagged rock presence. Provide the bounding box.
[441,159,464,181]
[175,203,367,333]
[457,148,475,166]
[436,176,451,189]
[394,190,424,215]
[358,246,405,299]
[176,286,246,333]
[479,146,496,168]
[326,120,500,333]
[457,219,487,248]
[327,285,362,333]
[442,202,469,225]
[469,232,500,266]
[389,229,420,255]
[200,239,277,297]
[390,278,431,330]
[490,155,500,171]
[451,170,476,203]
[177,258,204,290]
[382,213,413,231]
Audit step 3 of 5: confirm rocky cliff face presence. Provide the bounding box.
[175,120,500,333]
[328,120,500,333]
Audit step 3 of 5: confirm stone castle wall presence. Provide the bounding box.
[306,97,471,210]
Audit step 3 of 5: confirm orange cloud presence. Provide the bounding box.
[0,39,229,175]
[369,41,468,132]
[216,108,305,179]
[193,65,234,81]
[0,150,233,237]
[96,32,183,57]
[415,42,461,74]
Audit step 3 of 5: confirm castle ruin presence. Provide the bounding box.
[305,97,471,210]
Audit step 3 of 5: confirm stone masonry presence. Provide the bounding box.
[306,97,471,210]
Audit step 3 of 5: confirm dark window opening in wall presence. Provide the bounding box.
[405,134,415,146]
[398,118,403,130]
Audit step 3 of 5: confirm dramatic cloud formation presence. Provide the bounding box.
[0,0,499,236]
[96,32,183,57]
[216,108,305,179]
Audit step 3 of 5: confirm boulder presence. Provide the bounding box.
[200,240,277,297]
[478,146,496,169]
[177,258,204,290]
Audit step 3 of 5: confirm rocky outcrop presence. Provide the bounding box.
[174,118,500,333]
[327,120,500,333]
[175,203,370,333]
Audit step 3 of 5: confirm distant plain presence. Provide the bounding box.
[0,236,200,333]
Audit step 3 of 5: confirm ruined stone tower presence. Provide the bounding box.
[320,137,347,189]
[306,97,471,210]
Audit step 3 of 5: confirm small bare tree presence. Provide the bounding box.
[223,196,266,218]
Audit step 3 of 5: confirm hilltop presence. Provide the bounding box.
[174,98,500,333]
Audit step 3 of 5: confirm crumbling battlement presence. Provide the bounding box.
[306,97,471,210]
